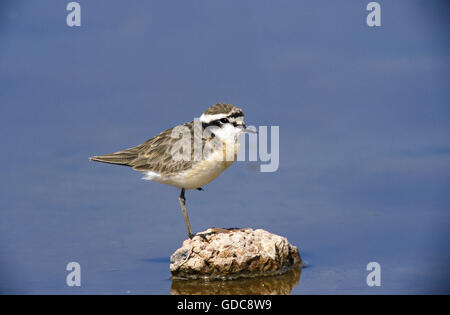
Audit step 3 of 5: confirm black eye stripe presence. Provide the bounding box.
[202,120,239,128]
[202,112,243,129]
[202,121,221,129]
[230,112,243,119]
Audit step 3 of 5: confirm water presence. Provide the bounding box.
[1,161,448,294]
[171,267,301,295]
[0,1,449,294]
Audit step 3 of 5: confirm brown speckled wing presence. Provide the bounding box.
[90,121,203,176]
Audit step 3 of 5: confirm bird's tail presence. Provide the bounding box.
[89,147,139,166]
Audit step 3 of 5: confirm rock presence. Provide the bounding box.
[170,228,302,280]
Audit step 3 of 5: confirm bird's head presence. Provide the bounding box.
[200,103,255,140]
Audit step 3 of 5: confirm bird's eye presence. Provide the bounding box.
[220,118,229,124]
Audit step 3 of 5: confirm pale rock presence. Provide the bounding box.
[170,228,302,280]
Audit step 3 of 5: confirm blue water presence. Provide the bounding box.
[1,0,449,294]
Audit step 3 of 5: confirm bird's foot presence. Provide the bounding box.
[196,187,204,191]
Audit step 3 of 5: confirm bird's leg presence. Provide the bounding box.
[178,188,194,239]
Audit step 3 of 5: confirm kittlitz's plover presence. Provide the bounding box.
[90,103,255,238]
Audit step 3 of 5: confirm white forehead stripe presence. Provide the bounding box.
[199,113,228,123]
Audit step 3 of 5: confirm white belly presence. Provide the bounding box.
[143,141,239,190]
[166,159,234,189]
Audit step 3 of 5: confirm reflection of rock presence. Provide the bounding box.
[171,265,301,295]
[170,228,301,280]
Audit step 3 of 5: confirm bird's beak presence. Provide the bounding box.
[243,124,257,134]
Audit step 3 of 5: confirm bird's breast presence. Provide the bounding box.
[147,140,239,190]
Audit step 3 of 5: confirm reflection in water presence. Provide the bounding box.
[171,266,301,295]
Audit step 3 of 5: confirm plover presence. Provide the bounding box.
[90,103,255,238]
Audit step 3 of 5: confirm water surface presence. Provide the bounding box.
[0,0,449,294]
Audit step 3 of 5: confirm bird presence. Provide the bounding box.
[90,103,255,239]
